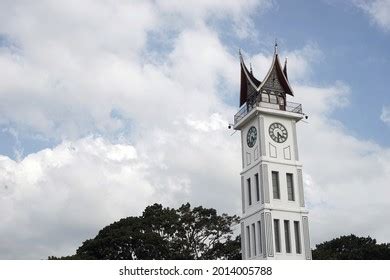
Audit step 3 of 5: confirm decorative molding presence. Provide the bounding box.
[291,121,299,161]
[241,222,246,260]
[246,152,251,166]
[262,164,270,203]
[240,207,309,220]
[240,158,303,176]
[261,213,266,258]
[265,212,274,257]
[259,165,264,204]
[283,146,291,160]
[269,143,277,158]
[241,131,245,168]
[302,216,312,260]
[257,117,261,156]
[254,146,259,161]
[297,169,305,207]
[241,176,245,214]
[259,116,266,156]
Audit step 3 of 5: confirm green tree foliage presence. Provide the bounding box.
[49,203,240,260]
[312,234,390,260]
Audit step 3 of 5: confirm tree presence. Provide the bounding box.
[49,203,241,260]
[312,234,390,260]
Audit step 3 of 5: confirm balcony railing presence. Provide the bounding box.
[234,100,303,125]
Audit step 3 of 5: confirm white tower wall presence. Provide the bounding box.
[236,108,311,260]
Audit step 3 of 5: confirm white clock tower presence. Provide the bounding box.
[234,46,311,260]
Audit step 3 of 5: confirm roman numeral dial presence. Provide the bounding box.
[269,122,288,143]
[246,126,257,148]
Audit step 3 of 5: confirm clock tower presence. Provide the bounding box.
[234,46,311,260]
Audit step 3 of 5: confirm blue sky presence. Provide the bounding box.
[0,0,390,259]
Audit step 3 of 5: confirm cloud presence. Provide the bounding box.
[0,0,260,259]
[380,106,390,124]
[296,84,390,245]
[247,43,323,83]
[0,0,260,140]
[186,113,227,132]
[0,124,242,259]
[154,0,268,38]
[354,0,390,31]
[0,137,160,259]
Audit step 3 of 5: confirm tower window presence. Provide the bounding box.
[247,178,252,206]
[252,223,257,256]
[279,96,285,106]
[284,220,291,253]
[261,93,269,103]
[246,225,251,258]
[272,171,280,199]
[294,221,301,254]
[255,173,260,202]
[274,219,281,253]
[286,173,295,201]
[270,94,277,104]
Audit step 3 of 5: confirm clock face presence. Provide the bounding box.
[269,122,288,143]
[246,126,257,148]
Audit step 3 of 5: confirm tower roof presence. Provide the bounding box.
[239,49,293,107]
[239,52,261,106]
[283,57,288,80]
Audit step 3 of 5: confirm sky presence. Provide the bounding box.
[0,0,389,259]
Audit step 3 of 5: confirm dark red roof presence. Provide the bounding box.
[239,54,261,106]
[239,51,293,107]
[269,53,293,95]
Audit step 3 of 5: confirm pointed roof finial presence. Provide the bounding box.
[274,38,278,54]
[250,63,253,74]
[283,56,288,80]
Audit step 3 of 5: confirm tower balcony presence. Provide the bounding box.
[234,99,303,127]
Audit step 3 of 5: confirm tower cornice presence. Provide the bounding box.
[234,105,303,130]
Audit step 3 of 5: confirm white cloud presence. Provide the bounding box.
[354,0,390,31]
[186,113,227,132]
[380,106,390,124]
[0,137,161,259]
[0,125,242,259]
[0,0,255,139]
[154,0,267,38]
[295,84,390,245]
[0,0,259,259]
[248,43,323,82]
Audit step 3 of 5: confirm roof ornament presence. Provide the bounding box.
[283,56,288,80]
[250,63,253,74]
[274,38,278,54]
